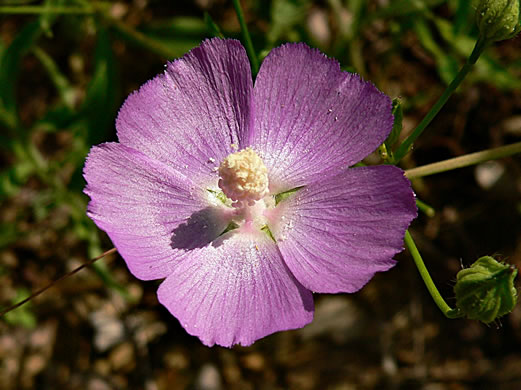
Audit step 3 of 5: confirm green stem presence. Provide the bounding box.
[0,6,95,14]
[393,37,487,163]
[415,198,435,217]
[232,0,259,76]
[405,141,521,180]
[404,230,462,319]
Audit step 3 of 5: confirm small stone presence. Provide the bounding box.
[501,115,521,135]
[109,342,135,372]
[300,296,363,343]
[195,364,222,390]
[241,353,265,371]
[89,310,125,352]
[87,378,112,390]
[475,161,505,189]
[164,349,190,370]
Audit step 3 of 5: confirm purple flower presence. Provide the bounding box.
[83,38,417,347]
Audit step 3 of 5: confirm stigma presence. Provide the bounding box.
[218,147,269,207]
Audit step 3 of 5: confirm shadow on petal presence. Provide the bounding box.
[170,207,232,251]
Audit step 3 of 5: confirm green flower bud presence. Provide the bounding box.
[476,0,521,42]
[454,256,518,323]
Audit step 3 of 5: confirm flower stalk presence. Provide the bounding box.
[405,141,521,179]
[232,0,259,76]
[404,230,463,319]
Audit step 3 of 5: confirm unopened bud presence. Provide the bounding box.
[476,0,521,42]
[454,256,517,323]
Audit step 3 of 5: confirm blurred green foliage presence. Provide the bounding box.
[3,288,37,328]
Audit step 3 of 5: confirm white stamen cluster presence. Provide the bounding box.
[218,147,269,206]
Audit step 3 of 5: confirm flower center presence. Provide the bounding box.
[218,147,269,207]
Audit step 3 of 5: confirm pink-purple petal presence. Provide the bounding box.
[157,230,314,347]
[252,43,393,192]
[116,38,253,186]
[83,143,229,280]
[273,165,417,293]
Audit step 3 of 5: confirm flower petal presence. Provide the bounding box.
[252,43,393,191]
[157,230,314,347]
[84,143,229,280]
[116,38,253,186]
[273,166,417,293]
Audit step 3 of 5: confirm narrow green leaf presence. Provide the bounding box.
[413,18,459,84]
[385,98,403,152]
[0,21,42,127]
[80,26,118,145]
[452,0,473,35]
[204,12,224,38]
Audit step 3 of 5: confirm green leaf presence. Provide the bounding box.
[0,21,42,128]
[386,98,403,151]
[204,12,224,38]
[80,26,118,145]
[452,0,474,35]
[413,18,460,84]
